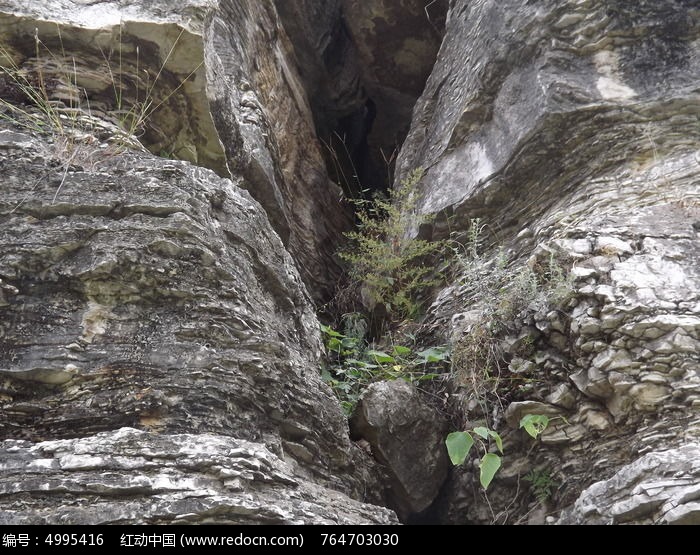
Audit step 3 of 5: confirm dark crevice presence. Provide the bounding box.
[278,2,447,200]
[327,97,380,197]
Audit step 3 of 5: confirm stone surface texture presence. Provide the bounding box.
[0,126,390,523]
[1,0,699,526]
[558,443,700,525]
[0,428,397,525]
[0,0,353,301]
[398,0,700,524]
[350,380,449,518]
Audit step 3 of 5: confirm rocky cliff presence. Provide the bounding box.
[0,0,698,525]
[400,0,700,524]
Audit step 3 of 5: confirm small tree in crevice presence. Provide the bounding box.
[338,168,447,331]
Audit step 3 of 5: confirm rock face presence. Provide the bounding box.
[0,0,352,302]
[2,0,699,526]
[0,126,392,523]
[205,0,352,301]
[0,428,396,525]
[558,443,700,525]
[275,0,446,192]
[397,0,700,524]
[350,380,449,518]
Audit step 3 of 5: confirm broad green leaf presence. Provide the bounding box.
[417,346,450,363]
[327,337,342,351]
[366,350,395,364]
[479,453,502,489]
[488,430,504,454]
[341,336,359,349]
[445,431,474,466]
[320,324,343,338]
[473,426,489,440]
[519,414,550,439]
[392,345,412,357]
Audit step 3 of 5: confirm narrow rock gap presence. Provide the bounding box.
[282,3,453,524]
[283,2,448,201]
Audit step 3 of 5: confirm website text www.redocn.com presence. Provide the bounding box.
[180,534,303,548]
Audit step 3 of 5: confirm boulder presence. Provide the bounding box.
[350,380,449,518]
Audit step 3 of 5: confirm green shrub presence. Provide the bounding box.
[338,168,447,323]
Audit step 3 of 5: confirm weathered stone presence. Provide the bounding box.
[405,0,700,524]
[205,0,352,301]
[350,380,448,518]
[504,401,564,429]
[545,384,577,410]
[0,428,397,525]
[0,126,388,520]
[558,444,700,525]
[2,0,699,527]
[570,367,614,400]
[594,236,633,256]
[0,0,353,302]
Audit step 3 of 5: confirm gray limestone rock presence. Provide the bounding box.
[0,0,351,302]
[350,380,449,518]
[0,126,390,521]
[558,443,700,525]
[406,0,700,524]
[0,428,398,525]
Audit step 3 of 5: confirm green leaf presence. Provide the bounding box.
[327,337,342,351]
[392,345,412,357]
[519,414,550,439]
[341,336,359,349]
[365,350,395,364]
[473,426,489,440]
[488,430,504,454]
[416,346,450,363]
[320,324,343,338]
[479,453,502,489]
[445,431,474,466]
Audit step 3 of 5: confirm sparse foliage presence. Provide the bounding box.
[446,427,504,489]
[450,220,573,406]
[0,24,201,206]
[338,168,448,323]
[524,468,558,504]
[446,414,552,490]
[321,319,449,415]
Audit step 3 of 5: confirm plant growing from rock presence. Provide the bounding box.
[524,467,558,504]
[321,321,449,415]
[446,426,504,489]
[0,25,200,207]
[446,414,551,490]
[338,168,448,325]
[450,220,574,407]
